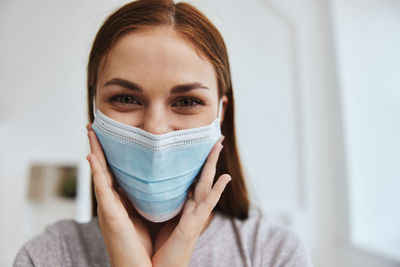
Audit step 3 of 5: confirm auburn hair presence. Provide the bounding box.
[87,0,250,220]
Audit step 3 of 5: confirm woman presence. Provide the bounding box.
[14,0,313,266]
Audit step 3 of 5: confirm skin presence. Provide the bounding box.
[86,26,231,267]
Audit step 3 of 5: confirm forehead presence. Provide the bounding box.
[97,27,218,92]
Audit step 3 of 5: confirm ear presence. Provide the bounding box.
[219,95,229,126]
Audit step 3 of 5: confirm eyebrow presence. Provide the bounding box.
[103,78,209,94]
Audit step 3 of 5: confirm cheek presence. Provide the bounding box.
[105,109,143,126]
[171,111,216,130]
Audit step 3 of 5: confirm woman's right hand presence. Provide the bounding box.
[86,124,153,267]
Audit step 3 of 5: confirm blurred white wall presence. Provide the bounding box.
[0,0,398,266]
[0,0,113,264]
[331,0,400,265]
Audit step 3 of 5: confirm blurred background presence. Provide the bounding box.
[0,0,399,266]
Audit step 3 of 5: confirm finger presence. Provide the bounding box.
[195,174,231,219]
[87,153,115,211]
[115,185,138,217]
[88,154,137,226]
[194,136,224,203]
[182,198,196,214]
[87,130,108,169]
[86,123,93,131]
[87,130,113,187]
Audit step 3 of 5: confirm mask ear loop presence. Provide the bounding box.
[92,97,97,119]
[217,98,223,121]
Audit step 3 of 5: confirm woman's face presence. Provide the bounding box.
[95,26,228,134]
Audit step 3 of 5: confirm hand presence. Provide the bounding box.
[86,124,153,267]
[87,123,230,267]
[151,136,231,267]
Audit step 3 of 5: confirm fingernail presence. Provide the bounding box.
[219,144,224,152]
[86,123,92,132]
[220,135,225,143]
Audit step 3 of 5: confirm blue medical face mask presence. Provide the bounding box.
[92,99,223,223]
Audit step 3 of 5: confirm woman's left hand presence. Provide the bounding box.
[151,135,231,267]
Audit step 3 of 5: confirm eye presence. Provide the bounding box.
[109,94,141,105]
[173,97,203,108]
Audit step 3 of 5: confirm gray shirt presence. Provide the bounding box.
[13,208,313,267]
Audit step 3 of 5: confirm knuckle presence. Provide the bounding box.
[94,184,105,199]
[206,193,219,208]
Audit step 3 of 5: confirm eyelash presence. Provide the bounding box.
[108,94,204,109]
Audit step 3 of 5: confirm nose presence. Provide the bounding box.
[142,104,171,135]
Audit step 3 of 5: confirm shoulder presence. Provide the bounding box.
[218,208,313,266]
[13,218,108,267]
[13,219,78,267]
[40,218,85,239]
